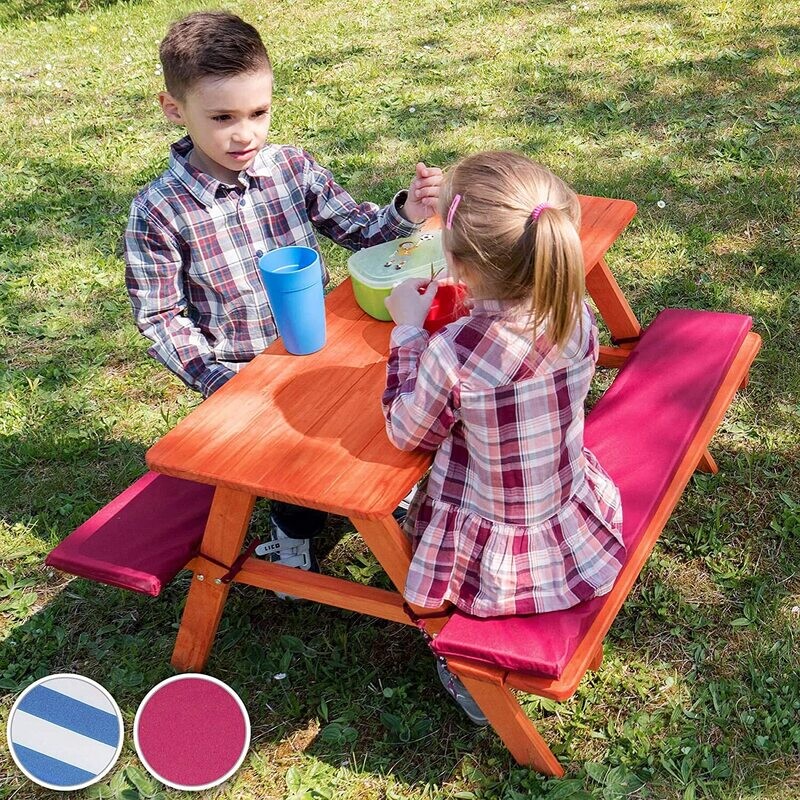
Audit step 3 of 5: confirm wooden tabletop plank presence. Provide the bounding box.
[148,287,379,472]
[146,277,427,516]
[146,195,637,519]
[260,358,431,516]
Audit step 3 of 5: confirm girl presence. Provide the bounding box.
[382,152,626,721]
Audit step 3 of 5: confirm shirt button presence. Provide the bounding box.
[239,198,246,207]
[256,249,263,258]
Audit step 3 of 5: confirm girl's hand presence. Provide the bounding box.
[401,163,443,223]
[385,278,438,328]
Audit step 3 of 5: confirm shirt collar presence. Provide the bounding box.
[168,136,263,207]
[469,298,532,318]
[247,146,275,178]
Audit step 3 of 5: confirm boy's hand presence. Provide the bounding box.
[385,278,438,328]
[400,162,443,223]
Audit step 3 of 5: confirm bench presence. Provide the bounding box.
[428,308,761,776]
[46,472,215,597]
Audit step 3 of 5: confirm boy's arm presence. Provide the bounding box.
[124,204,234,397]
[301,150,419,251]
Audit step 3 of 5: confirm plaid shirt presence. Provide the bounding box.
[383,300,625,617]
[125,136,418,396]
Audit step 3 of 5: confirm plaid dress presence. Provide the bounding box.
[382,299,625,617]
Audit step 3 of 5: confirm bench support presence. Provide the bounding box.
[233,558,415,626]
[172,487,255,672]
[448,658,564,777]
[696,450,719,474]
[352,515,450,635]
[597,345,632,369]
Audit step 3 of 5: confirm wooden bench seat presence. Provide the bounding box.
[428,308,761,775]
[46,472,215,597]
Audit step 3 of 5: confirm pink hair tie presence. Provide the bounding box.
[531,203,551,221]
[445,193,462,229]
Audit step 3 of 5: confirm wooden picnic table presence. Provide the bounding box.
[145,195,640,673]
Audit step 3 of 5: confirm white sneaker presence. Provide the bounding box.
[398,487,416,511]
[254,518,313,599]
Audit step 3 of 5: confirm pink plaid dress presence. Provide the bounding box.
[382,299,625,617]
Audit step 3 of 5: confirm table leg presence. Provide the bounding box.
[351,515,449,635]
[171,486,256,672]
[585,257,642,345]
[448,658,564,776]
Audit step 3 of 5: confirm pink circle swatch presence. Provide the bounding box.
[133,675,249,791]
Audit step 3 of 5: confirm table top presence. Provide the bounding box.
[146,195,637,520]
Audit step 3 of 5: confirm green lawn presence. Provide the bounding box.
[1,0,799,798]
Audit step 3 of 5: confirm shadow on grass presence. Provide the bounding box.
[2,550,797,795]
[0,156,134,265]
[0,0,144,27]
[0,575,490,790]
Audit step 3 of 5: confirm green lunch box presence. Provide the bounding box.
[347,231,447,321]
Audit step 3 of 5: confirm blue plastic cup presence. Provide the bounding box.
[258,246,326,355]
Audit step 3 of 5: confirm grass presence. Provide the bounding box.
[1,0,799,797]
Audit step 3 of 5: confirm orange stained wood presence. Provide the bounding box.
[585,257,642,344]
[447,657,565,777]
[696,450,719,474]
[577,196,637,280]
[171,487,254,671]
[146,195,638,521]
[596,346,632,368]
[588,643,604,671]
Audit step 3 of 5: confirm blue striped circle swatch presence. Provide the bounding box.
[6,674,124,791]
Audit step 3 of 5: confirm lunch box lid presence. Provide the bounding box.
[347,231,447,290]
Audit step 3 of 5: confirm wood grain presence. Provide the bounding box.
[147,196,639,520]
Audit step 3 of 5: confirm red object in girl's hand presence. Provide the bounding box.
[424,283,470,334]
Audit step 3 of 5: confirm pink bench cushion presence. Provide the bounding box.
[46,472,215,597]
[431,309,752,678]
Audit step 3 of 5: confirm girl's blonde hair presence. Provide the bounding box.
[439,151,584,351]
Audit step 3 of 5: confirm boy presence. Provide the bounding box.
[125,11,441,579]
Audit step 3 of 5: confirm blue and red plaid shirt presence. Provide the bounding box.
[125,136,419,396]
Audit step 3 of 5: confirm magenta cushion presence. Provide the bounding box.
[135,675,250,789]
[46,472,215,597]
[431,309,752,678]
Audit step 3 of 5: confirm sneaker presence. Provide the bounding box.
[254,517,314,600]
[436,658,489,726]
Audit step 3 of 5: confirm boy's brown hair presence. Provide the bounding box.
[439,151,584,352]
[159,11,272,99]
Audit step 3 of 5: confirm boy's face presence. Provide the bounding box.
[160,68,273,184]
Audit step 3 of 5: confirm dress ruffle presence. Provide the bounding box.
[403,447,624,617]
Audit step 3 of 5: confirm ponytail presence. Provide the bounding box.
[524,206,585,352]
[438,151,585,351]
